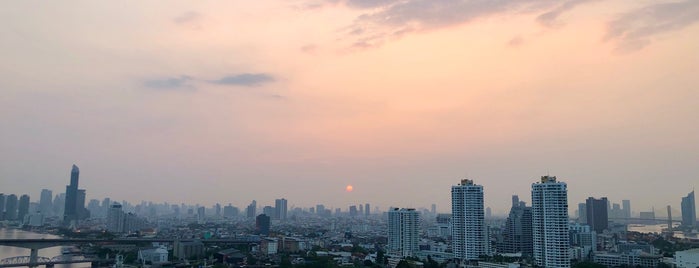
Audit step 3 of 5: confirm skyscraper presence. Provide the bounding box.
[0,194,5,221]
[586,197,609,233]
[681,190,696,228]
[246,200,257,218]
[388,208,420,257]
[107,203,125,233]
[63,164,82,225]
[577,203,587,224]
[5,194,18,220]
[622,200,631,218]
[18,194,30,223]
[39,189,53,216]
[365,203,370,216]
[451,179,486,261]
[500,195,533,255]
[275,198,287,220]
[532,175,570,268]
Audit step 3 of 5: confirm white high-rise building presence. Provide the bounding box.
[532,175,570,268]
[451,179,485,261]
[388,208,420,257]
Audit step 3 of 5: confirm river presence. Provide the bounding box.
[0,228,83,267]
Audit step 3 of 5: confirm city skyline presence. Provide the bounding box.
[2,1,699,214]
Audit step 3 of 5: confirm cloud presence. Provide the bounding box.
[212,73,275,87]
[507,35,524,47]
[144,76,193,90]
[337,0,595,49]
[605,0,699,52]
[174,11,202,24]
[536,0,596,28]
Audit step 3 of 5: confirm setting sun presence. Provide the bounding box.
[346,185,353,192]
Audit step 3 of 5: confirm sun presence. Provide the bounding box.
[346,184,354,192]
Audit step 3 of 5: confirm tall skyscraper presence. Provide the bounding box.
[5,194,18,220]
[681,190,696,228]
[388,208,420,257]
[622,200,631,218]
[0,194,5,221]
[451,179,486,261]
[586,197,609,233]
[63,164,83,225]
[365,203,370,216]
[500,195,533,255]
[532,175,570,268]
[246,200,257,218]
[275,198,287,220]
[577,203,587,224]
[39,189,53,216]
[18,194,30,223]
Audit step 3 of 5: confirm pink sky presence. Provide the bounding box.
[2,0,699,215]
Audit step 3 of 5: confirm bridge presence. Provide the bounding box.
[0,238,258,268]
[0,255,95,268]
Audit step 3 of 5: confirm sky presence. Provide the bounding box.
[1,0,699,216]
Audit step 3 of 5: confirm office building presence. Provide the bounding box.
[452,179,486,261]
[275,198,287,220]
[18,194,30,223]
[349,205,358,217]
[246,200,257,218]
[532,175,570,268]
[388,208,420,257]
[256,214,271,235]
[5,194,18,220]
[681,190,696,228]
[586,197,608,233]
[107,203,125,232]
[63,164,87,226]
[197,207,205,224]
[577,203,587,224]
[223,204,239,218]
[500,195,533,255]
[39,189,52,216]
[622,200,631,218]
[365,203,371,216]
[0,194,5,220]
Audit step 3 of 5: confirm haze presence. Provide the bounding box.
[1,0,698,215]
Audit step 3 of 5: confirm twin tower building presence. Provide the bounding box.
[389,175,569,268]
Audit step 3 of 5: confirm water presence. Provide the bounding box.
[0,228,83,267]
[626,223,698,239]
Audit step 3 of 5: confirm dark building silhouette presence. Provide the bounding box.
[64,164,83,225]
[246,200,256,218]
[39,189,53,216]
[500,195,533,255]
[17,194,30,223]
[681,190,696,228]
[586,197,608,233]
[256,214,270,235]
[0,194,5,220]
[5,194,18,220]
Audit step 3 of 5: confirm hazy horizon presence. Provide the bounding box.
[2,0,698,215]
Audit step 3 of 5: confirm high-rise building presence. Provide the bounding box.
[18,194,30,223]
[53,193,65,216]
[578,203,587,224]
[275,198,287,220]
[5,194,18,220]
[63,164,86,226]
[500,195,533,255]
[532,175,570,268]
[388,208,420,257]
[681,190,696,228]
[246,200,257,218]
[223,204,238,218]
[256,214,271,235]
[197,207,205,224]
[107,203,125,233]
[39,189,53,216]
[622,200,631,218]
[586,197,609,233]
[349,205,358,217]
[451,179,486,261]
[365,203,371,216]
[0,194,5,221]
